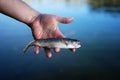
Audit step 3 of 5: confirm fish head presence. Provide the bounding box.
[66,39,81,48]
[72,40,81,48]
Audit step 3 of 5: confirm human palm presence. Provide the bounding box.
[30,14,75,58]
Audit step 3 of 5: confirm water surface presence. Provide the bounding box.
[0,0,120,80]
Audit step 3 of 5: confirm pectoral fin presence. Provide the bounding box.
[62,39,68,46]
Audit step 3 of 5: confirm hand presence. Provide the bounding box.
[30,14,75,58]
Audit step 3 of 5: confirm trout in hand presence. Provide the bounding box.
[23,38,81,53]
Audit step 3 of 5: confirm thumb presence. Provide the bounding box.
[57,17,74,24]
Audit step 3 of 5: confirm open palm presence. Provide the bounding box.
[30,14,75,58]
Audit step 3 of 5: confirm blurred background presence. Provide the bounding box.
[0,0,120,80]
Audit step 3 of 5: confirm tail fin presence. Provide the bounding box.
[23,41,34,53]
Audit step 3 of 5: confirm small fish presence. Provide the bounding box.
[23,38,81,53]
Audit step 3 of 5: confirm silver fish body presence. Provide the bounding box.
[23,38,81,53]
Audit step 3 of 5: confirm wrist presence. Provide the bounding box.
[28,13,44,30]
[25,11,40,25]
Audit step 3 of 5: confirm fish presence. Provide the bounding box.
[23,38,81,53]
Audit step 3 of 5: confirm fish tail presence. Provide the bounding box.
[23,41,34,53]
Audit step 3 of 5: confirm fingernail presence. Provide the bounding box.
[48,54,52,58]
[35,51,39,54]
[73,49,76,52]
[55,48,60,53]
[34,49,39,54]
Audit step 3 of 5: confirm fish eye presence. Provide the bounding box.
[77,42,80,45]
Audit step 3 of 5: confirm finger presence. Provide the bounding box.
[34,46,40,54]
[44,48,52,58]
[54,48,60,53]
[70,48,76,53]
[57,17,74,24]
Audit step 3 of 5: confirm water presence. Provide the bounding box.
[0,0,120,80]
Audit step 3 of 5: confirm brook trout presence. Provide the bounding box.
[23,38,81,53]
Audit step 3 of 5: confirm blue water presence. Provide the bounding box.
[0,0,120,80]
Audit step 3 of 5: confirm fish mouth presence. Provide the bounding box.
[77,42,81,48]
